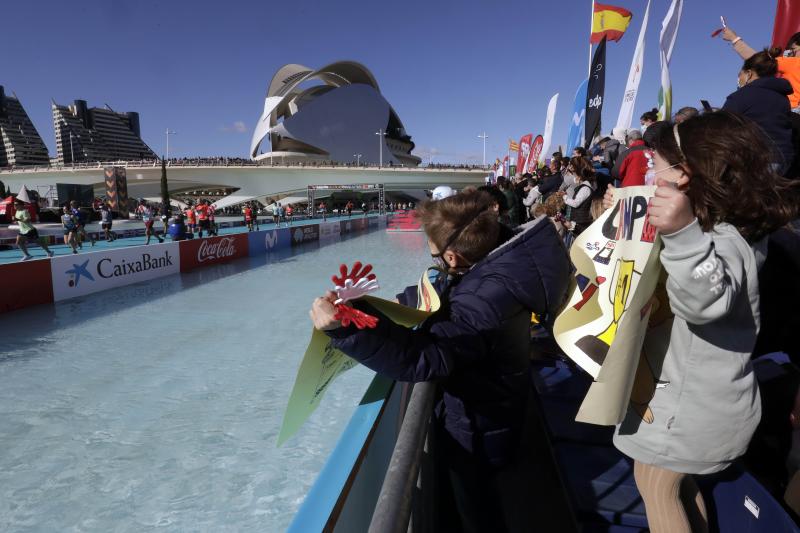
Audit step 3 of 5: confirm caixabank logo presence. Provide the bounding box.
[51,244,181,302]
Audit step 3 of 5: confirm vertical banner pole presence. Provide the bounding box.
[588,0,595,75]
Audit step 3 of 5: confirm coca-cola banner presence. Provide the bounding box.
[0,259,54,313]
[50,242,181,302]
[291,224,320,246]
[248,228,291,255]
[179,234,249,272]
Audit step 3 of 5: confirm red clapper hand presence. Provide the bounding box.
[331,261,380,305]
[331,261,380,328]
[333,305,379,329]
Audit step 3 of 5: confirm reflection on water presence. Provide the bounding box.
[0,230,429,532]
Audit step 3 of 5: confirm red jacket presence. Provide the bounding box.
[619,140,650,188]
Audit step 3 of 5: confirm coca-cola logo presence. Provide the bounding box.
[197,237,237,262]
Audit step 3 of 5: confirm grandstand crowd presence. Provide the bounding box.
[309,26,800,533]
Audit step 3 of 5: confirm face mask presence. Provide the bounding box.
[431,255,448,271]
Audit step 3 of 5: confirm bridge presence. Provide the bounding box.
[0,160,489,209]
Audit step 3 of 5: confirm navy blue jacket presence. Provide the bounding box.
[723,77,794,172]
[327,218,571,466]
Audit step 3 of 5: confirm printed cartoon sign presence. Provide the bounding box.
[50,243,181,302]
[277,295,431,446]
[554,185,665,425]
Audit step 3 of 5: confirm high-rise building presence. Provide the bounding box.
[52,99,156,164]
[0,86,50,167]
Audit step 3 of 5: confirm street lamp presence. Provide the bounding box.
[165,129,177,161]
[478,132,488,167]
[353,153,362,165]
[375,129,386,167]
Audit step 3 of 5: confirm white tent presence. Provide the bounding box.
[16,185,31,203]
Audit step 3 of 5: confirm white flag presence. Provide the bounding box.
[617,0,651,130]
[658,0,683,121]
[539,93,559,164]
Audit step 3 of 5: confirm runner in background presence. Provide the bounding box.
[208,202,218,236]
[272,203,280,225]
[138,200,164,244]
[285,203,294,226]
[244,203,254,231]
[99,201,116,242]
[346,200,353,217]
[278,203,285,227]
[195,200,210,238]
[70,200,95,248]
[14,198,54,261]
[61,205,79,254]
[319,201,327,221]
[184,203,197,235]
[255,203,260,230]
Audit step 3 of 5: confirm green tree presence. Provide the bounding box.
[160,157,170,215]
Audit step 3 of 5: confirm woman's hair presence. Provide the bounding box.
[742,49,779,78]
[641,108,659,123]
[543,193,565,217]
[573,146,588,157]
[416,191,500,264]
[539,166,553,177]
[569,156,596,184]
[651,111,800,242]
[590,198,605,220]
[787,32,800,50]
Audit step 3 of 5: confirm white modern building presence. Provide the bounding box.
[250,62,421,167]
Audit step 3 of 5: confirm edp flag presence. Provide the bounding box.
[585,37,607,148]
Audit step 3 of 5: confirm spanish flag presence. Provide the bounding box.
[591,3,632,44]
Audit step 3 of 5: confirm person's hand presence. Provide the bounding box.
[648,178,694,235]
[602,185,616,210]
[722,27,738,42]
[310,291,342,331]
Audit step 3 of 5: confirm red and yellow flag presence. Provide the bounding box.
[508,139,520,151]
[591,3,632,44]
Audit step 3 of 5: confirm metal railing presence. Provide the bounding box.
[368,381,437,533]
[0,158,490,174]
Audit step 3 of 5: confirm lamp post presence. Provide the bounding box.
[375,129,386,167]
[165,129,177,162]
[478,132,488,167]
[354,153,362,165]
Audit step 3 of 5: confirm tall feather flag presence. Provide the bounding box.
[591,3,633,43]
[616,0,651,130]
[658,0,683,121]
[566,79,589,156]
[539,94,559,164]
[517,134,533,173]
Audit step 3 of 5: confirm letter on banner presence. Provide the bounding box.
[554,186,667,426]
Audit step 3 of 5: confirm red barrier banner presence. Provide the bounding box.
[179,234,249,272]
[0,259,54,313]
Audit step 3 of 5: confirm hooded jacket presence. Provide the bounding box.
[327,218,571,466]
[723,77,794,172]
[618,140,650,187]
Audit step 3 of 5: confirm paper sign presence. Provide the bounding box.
[554,186,665,425]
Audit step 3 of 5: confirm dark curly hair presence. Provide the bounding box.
[651,111,800,243]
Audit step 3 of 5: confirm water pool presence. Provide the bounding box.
[0,229,430,532]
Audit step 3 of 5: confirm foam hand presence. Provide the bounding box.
[331,261,375,287]
[334,276,380,305]
[334,304,379,329]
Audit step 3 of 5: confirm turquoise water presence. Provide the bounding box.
[0,230,429,532]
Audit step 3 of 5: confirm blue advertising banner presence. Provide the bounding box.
[566,79,589,156]
[248,228,291,255]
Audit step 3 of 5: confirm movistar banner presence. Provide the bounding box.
[567,79,589,156]
[50,243,180,302]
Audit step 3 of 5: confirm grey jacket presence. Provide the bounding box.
[614,220,765,474]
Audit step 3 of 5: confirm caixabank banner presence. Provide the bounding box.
[50,243,181,302]
[179,234,249,272]
[0,259,54,313]
[291,224,320,246]
[248,228,291,255]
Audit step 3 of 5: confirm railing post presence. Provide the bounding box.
[368,381,437,533]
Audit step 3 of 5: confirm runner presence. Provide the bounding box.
[195,200,210,238]
[285,203,294,226]
[60,205,79,255]
[346,200,353,217]
[278,203,285,228]
[361,202,368,217]
[272,203,280,226]
[244,203,254,231]
[70,200,96,248]
[160,205,171,235]
[319,201,327,221]
[137,200,164,244]
[184,203,197,235]
[99,201,116,241]
[208,202,217,236]
[14,199,54,261]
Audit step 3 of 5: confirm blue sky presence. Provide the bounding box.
[1,0,774,163]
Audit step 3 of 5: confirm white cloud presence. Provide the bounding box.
[220,121,247,133]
